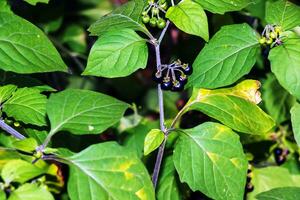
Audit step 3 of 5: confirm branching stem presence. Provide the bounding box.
[0,119,26,140]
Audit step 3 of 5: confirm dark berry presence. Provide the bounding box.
[182,65,193,75]
[161,81,172,90]
[152,72,163,83]
[275,155,286,165]
[178,75,188,85]
[274,147,283,156]
[246,183,254,192]
[171,81,184,91]
[246,176,251,183]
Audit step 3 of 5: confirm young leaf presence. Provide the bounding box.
[157,156,182,200]
[166,0,209,41]
[0,12,67,73]
[2,88,47,126]
[83,29,148,78]
[8,183,54,200]
[263,74,296,124]
[184,85,275,135]
[173,122,248,200]
[144,129,164,156]
[194,0,254,14]
[269,36,300,100]
[47,89,129,135]
[63,142,155,200]
[266,0,300,30]
[23,0,49,6]
[188,24,259,89]
[256,187,300,200]
[291,103,300,147]
[2,160,44,184]
[0,84,17,104]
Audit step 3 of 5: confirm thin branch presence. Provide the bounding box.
[0,120,26,140]
[152,137,166,187]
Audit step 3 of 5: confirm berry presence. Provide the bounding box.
[14,122,20,127]
[142,15,150,23]
[151,7,159,15]
[161,81,172,90]
[142,11,148,16]
[159,2,168,10]
[171,81,184,91]
[266,38,273,45]
[157,18,166,29]
[152,72,163,83]
[270,32,277,39]
[246,183,254,192]
[182,65,193,75]
[274,147,283,156]
[275,155,286,165]
[178,74,188,85]
[259,37,266,44]
[149,17,157,27]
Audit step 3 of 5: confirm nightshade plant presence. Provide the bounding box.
[0,0,300,199]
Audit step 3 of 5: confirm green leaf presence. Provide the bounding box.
[157,156,182,200]
[83,29,148,78]
[188,24,259,89]
[262,74,296,124]
[291,103,300,147]
[0,84,17,104]
[195,0,255,14]
[185,84,275,135]
[12,138,38,153]
[88,0,150,37]
[47,89,129,135]
[63,142,155,200]
[0,148,20,170]
[23,0,49,6]
[8,183,54,200]
[24,128,49,145]
[0,12,67,73]
[173,122,248,200]
[266,0,300,30]
[2,88,47,126]
[62,24,86,54]
[143,129,164,156]
[2,159,44,184]
[247,166,300,200]
[0,189,5,200]
[256,187,300,200]
[0,0,11,13]
[269,36,300,100]
[166,0,209,41]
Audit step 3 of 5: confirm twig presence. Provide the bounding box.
[0,120,26,140]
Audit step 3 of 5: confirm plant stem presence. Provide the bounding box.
[151,20,170,188]
[0,119,26,140]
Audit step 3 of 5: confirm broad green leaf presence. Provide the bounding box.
[157,156,182,200]
[256,187,300,200]
[0,0,11,13]
[173,122,248,200]
[188,24,259,89]
[266,0,300,30]
[0,84,17,104]
[291,103,300,147]
[2,88,47,126]
[143,129,164,156]
[0,148,20,170]
[166,0,209,41]
[2,159,44,184]
[269,36,300,100]
[263,74,296,124]
[12,138,38,153]
[195,0,255,14]
[0,12,67,73]
[185,85,275,135]
[24,128,49,145]
[63,142,155,200]
[248,166,300,200]
[88,0,150,37]
[83,29,148,78]
[23,0,49,5]
[8,183,54,200]
[246,0,265,21]
[47,89,129,135]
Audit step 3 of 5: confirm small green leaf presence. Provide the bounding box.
[256,187,300,200]
[188,24,259,89]
[23,0,49,6]
[144,129,164,156]
[173,122,248,200]
[0,12,67,73]
[269,36,300,100]
[2,160,44,184]
[263,74,296,124]
[63,142,155,200]
[195,0,255,14]
[266,0,300,30]
[291,103,300,147]
[185,83,275,135]
[166,0,209,41]
[2,88,47,126]
[8,183,54,200]
[0,84,17,104]
[12,138,38,153]
[47,89,129,135]
[83,29,148,78]
[24,128,49,145]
